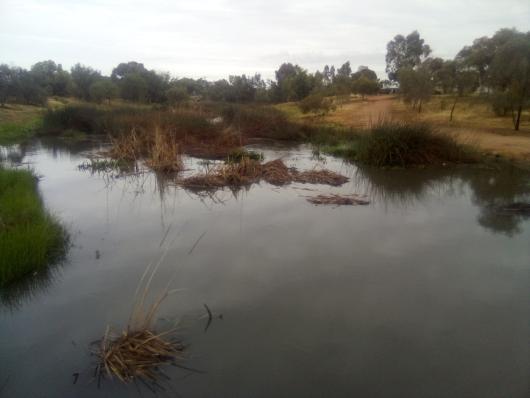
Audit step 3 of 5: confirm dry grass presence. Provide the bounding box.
[96,329,183,385]
[179,157,349,191]
[145,127,183,173]
[261,159,292,185]
[306,194,370,206]
[293,169,349,186]
[93,246,184,388]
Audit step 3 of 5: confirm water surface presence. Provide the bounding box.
[1,140,529,397]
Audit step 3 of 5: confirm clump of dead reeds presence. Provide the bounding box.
[92,247,184,389]
[306,194,370,206]
[293,169,349,186]
[261,159,292,185]
[145,127,183,173]
[96,328,183,385]
[179,157,350,191]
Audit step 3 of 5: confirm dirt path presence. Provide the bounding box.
[324,95,530,162]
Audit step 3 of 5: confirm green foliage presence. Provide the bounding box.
[397,67,433,111]
[352,77,380,98]
[220,104,308,140]
[298,93,333,114]
[89,79,118,103]
[355,121,474,167]
[226,148,264,163]
[71,63,102,100]
[166,86,189,104]
[0,117,42,145]
[386,31,432,81]
[0,168,67,287]
[489,31,530,130]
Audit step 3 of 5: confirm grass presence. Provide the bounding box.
[0,167,67,287]
[0,104,45,145]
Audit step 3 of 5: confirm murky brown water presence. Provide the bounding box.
[1,139,529,397]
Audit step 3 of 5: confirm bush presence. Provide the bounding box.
[355,121,474,167]
[220,104,307,140]
[298,93,333,114]
[0,168,67,287]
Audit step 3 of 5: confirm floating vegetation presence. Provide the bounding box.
[293,169,349,186]
[306,194,370,206]
[261,159,292,185]
[179,158,348,191]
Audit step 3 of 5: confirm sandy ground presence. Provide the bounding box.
[322,95,530,162]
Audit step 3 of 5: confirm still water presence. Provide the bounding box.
[1,139,529,398]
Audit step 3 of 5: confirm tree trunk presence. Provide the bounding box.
[514,105,522,131]
[450,97,458,122]
[418,100,422,113]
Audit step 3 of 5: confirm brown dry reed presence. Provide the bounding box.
[93,244,184,387]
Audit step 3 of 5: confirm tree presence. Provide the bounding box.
[352,77,380,99]
[119,73,148,102]
[71,64,101,100]
[166,85,189,105]
[386,30,432,81]
[351,66,377,82]
[489,32,530,130]
[89,79,118,103]
[397,67,433,112]
[272,63,315,102]
[0,65,11,107]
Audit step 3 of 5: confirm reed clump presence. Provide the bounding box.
[145,127,183,173]
[96,329,183,384]
[93,249,184,388]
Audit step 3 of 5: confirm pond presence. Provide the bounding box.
[1,139,529,397]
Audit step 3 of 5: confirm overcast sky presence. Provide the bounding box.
[1,0,529,80]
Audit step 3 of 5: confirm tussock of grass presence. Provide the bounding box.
[356,121,476,167]
[0,168,67,287]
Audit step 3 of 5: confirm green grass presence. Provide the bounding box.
[0,167,67,287]
[0,117,43,145]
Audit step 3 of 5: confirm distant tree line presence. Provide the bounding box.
[1,27,528,129]
[385,28,530,129]
[0,59,380,108]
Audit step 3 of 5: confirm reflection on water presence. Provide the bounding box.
[1,139,529,398]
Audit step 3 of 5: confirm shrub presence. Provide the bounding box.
[298,93,333,114]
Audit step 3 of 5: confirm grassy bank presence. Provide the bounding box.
[0,167,67,287]
[0,104,44,145]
